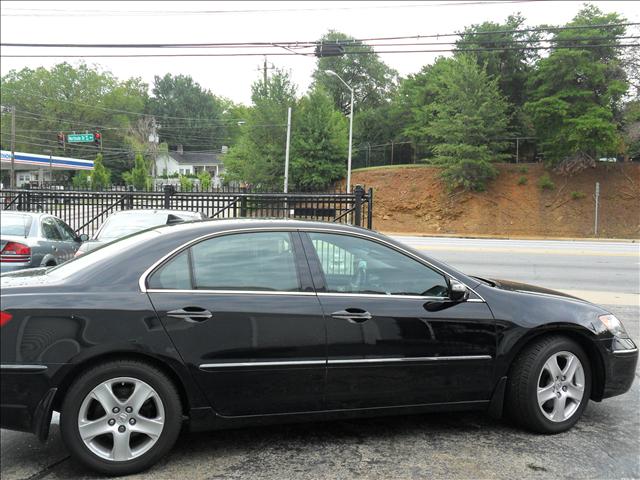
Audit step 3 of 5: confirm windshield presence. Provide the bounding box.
[96,213,170,241]
[0,214,33,237]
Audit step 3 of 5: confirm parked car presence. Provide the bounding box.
[0,219,636,475]
[0,211,83,274]
[75,209,206,256]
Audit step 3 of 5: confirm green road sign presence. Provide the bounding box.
[67,133,94,143]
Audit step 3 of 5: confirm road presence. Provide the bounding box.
[1,236,639,479]
[392,235,640,306]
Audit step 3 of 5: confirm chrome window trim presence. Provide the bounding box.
[138,225,486,302]
[0,364,48,372]
[198,355,492,369]
[146,288,315,296]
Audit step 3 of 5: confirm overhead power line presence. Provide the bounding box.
[4,43,637,58]
[2,22,636,49]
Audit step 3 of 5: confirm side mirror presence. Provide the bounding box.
[78,233,89,242]
[449,280,469,302]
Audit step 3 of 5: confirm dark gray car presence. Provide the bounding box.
[75,209,205,257]
[0,211,83,274]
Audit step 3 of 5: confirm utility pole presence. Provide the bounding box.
[283,107,292,193]
[263,56,268,86]
[10,105,16,188]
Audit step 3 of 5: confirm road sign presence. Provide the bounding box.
[67,133,94,143]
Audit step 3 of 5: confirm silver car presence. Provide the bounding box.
[0,211,83,274]
[75,209,205,256]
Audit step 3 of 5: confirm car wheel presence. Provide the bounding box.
[60,360,183,475]
[506,335,591,433]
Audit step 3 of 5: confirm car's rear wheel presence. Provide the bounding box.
[60,360,182,475]
[506,335,591,433]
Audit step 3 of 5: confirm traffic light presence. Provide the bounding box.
[57,132,65,149]
[94,131,102,149]
[314,42,345,57]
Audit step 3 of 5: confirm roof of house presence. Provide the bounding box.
[162,151,223,165]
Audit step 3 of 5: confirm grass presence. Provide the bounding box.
[517,176,528,185]
[538,173,555,190]
[352,164,434,173]
[571,191,586,200]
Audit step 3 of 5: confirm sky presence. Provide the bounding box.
[1,0,638,105]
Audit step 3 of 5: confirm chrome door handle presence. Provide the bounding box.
[331,309,372,323]
[167,307,213,322]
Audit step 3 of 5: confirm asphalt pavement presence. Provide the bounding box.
[1,236,639,480]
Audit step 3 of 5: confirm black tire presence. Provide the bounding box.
[60,360,183,476]
[506,335,592,434]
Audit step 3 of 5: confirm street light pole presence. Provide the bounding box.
[325,70,354,193]
[43,149,53,187]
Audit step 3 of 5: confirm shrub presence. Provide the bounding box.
[197,171,212,190]
[439,159,498,192]
[517,176,528,185]
[179,175,193,191]
[571,191,586,200]
[517,165,529,174]
[538,173,555,190]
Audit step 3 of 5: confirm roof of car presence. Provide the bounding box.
[106,209,202,217]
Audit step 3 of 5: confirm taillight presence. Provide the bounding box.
[0,311,12,327]
[0,242,31,262]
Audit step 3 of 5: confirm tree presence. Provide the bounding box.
[412,56,510,190]
[525,6,629,171]
[0,63,147,181]
[71,171,90,189]
[224,70,297,189]
[148,74,227,151]
[123,153,151,190]
[90,153,111,190]
[290,88,348,190]
[312,31,398,114]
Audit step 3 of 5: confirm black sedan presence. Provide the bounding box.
[0,220,637,476]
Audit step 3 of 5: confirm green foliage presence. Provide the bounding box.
[622,100,640,159]
[0,62,147,180]
[518,165,529,174]
[148,74,228,151]
[571,190,586,199]
[538,173,555,190]
[197,170,212,190]
[224,70,297,189]
[290,87,348,190]
[524,6,629,168]
[518,176,528,185]
[412,55,510,190]
[179,175,193,191]
[90,153,111,190]
[123,153,151,190]
[312,30,398,114]
[71,171,90,189]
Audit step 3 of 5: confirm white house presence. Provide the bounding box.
[155,146,225,178]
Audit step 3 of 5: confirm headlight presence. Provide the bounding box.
[598,314,629,338]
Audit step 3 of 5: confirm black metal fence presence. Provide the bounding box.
[1,185,373,236]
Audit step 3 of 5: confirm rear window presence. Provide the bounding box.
[96,214,170,241]
[0,214,33,236]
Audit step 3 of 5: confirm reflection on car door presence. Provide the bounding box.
[300,231,496,410]
[146,230,328,416]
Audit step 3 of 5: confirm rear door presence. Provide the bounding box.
[52,217,80,260]
[40,216,67,264]
[301,231,496,410]
[146,230,328,416]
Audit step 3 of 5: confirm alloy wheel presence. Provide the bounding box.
[77,377,165,461]
[536,351,585,422]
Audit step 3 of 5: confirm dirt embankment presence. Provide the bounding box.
[352,163,640,238]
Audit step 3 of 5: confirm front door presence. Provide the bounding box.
[147,230,327,416]
[301,231,496,410]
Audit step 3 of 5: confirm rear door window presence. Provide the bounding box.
[41,217,63,241]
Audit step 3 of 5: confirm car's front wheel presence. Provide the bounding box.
[60,360,183,475]
[506,335,591,433]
